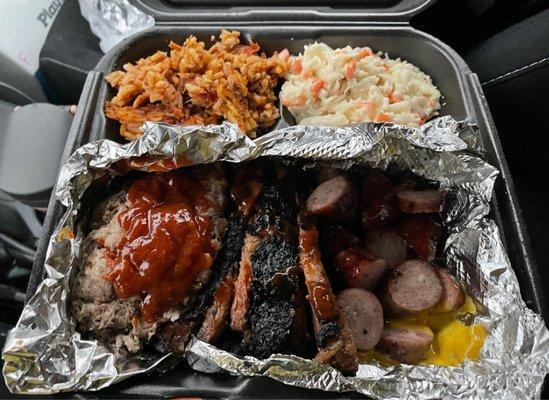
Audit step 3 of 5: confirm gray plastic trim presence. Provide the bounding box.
[131,0,436,23]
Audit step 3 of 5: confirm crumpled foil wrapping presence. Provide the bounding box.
[3,116,549,398]
[78,0,155,53]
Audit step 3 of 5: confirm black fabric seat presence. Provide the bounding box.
[465,8,549,178]
[38,0,102,105]
[465,8,549,315]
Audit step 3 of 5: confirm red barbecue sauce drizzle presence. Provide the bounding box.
[104,173,214,323]
[299,224,337,321]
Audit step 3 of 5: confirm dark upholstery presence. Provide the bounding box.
[465,8,549,315]
[38,0,102,104]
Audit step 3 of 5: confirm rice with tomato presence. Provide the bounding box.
[279,42,441,127]
[105,30,290,140]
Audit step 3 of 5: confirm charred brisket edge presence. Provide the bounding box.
[185,215,246,320]
[317,320,339,348]
[245,180,305,358]
[191,167,269,320]
[291,280,314,357]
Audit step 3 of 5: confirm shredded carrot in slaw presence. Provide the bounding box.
[311,79,326,97]
[375,113,393,122]
[389,91,402,104]
[357,100,376,111]
[346,59,357,80]
[303,70,313,79]
[359,48,373,58]
[293,58,303,74]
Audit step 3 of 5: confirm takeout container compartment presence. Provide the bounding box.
[24,13,546,400]
[92,26,473,143]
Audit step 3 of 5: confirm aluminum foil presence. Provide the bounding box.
[78,0,155,53]
[3,117,549,398]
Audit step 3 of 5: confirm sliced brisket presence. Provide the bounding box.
[243,180,310,359]
[298,219,359,374]
[230,234,259,332]
[197,274,236,343]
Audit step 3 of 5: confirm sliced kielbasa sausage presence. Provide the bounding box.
[335,247,388,290]
[432,267,465,313]
[363,227,408,269]
[376,325,434,363]
[306,175,358,222]
[396,188,445,214]
[336,288,384,351]
[381,260,443,316]
[394,214,442,261]
[361,170,398,229]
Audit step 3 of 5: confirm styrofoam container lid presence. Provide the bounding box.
[132,0,436,23]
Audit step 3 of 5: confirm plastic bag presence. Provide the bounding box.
[78,0,155,53]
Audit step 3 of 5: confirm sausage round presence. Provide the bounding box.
[306,175,358,222]
[363,227,408,269]
[381,260,443,315]
[376,325,434,363]
[335,247,388,290]
[432,267,465,313]
[396,189,445,214]
[336,288,384,351]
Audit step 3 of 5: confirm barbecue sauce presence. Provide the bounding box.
[394,214,442,261]
[299,224,337,321]
[105,173,214,323]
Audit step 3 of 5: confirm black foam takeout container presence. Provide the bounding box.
[26,2,546,397]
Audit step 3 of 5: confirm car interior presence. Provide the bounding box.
[0,0,548,397]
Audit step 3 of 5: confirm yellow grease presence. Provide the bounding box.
[359,295,487,367]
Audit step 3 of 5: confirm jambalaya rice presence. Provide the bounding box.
[105,30,290,140]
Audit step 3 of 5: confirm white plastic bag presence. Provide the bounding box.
[78,0,155,53]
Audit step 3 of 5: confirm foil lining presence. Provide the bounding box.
[3,117,548,398]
